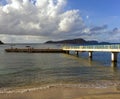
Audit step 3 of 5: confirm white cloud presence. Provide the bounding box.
[0,0,86,43]
[0,0,118,43]
[0,34,48,43]
[59,10,84,32]
[107,28,120,42]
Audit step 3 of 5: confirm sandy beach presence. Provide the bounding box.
[0,86,120,99]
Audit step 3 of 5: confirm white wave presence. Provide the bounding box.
[0,81,119,94]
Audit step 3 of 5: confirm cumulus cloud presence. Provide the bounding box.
[58,10,84,32]
[0,0,86,43]
[0,0,118,43]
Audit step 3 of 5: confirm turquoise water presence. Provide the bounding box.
[0,44,120,92]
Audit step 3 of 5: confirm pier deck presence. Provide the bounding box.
[5,48,67,53]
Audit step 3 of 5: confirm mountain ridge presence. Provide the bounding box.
[45,38,109,45]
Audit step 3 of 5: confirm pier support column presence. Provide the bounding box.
[89,51,93,59]
[111,52,118,62]
[76,51,79,56]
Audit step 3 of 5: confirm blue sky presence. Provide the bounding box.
[69,0,120,17]
[0,0,120,43]
[68,0,120,28]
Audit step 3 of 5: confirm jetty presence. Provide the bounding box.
[5,48,67,53]
[5,44,120,63]
[63,44,120,62]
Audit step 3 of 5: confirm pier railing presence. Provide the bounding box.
[63,44,120,52]
[63,44,120,50]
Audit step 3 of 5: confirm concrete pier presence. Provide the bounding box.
[89,51,93,59]
[76,51,79,56]
[63,44,120,64]
[111,52,118,62]
[5,48,67,53]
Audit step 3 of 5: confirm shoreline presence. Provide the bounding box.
[0,78,120,99]
[0,80,120,94]
[0,86,120,99]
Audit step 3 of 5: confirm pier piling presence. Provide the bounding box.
[111,52,118,62]
[76,51,79,56]
[89,51,93,59]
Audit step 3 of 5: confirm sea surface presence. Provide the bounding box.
[0,44,120,93]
